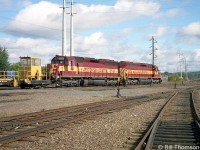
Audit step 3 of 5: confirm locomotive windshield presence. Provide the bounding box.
[32,58,41,66]
[21,58,30,66]
[52,57,65,64]
[20,57,41,66]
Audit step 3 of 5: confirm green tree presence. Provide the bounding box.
[0,46,9,70]
[163,71,169,75]
[9,62,21,71]
[168,74,183,82]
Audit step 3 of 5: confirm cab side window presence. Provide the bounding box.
[70,60,74,66]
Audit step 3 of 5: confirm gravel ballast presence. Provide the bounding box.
[0,82,196,149]
[0,86,173,118]
[4,98,167,150]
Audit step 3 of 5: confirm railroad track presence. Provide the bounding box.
[0,91,173,147]
[135,90,200,150]
[193,89,200,122]
[0,83,162,91]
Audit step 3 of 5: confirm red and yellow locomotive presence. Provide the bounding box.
[48,55,119,86]
[119,61,161,85]
[48,55,161,86]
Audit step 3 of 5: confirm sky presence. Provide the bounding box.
[0,0,199,73]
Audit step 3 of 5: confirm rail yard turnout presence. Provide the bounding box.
[0,81,199,150]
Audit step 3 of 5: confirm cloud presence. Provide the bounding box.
[0,0,32,10]
[0,0,12,9]
[74,30,145,62]
[177,22,200,44]
[181,22,200,36]
[4,1,62,39]
[155,8,182,18]
[183,48,200,72]
[2,0,199,73]
[155,50,177,72]
[193,48,200,61]
[74,32,108,57]
[84,32,107,47]
[0,31,144,65]
[75,0,159,30]
[148,25,167,38]
[3,0,160,39]
[0,37,61,64]
[0,32,109,64]
[22,0,32,7]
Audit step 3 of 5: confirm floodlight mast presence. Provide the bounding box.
[70,0,75,56]
[61,0,67,56]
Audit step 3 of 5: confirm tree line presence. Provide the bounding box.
[0,46,20,71]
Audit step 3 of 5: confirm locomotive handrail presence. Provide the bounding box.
[0,71,19,80]
[18,71,48,80]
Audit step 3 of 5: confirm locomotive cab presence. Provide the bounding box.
[19,57,42,80]
[18,56,50,89]
[152,65,162,83]
[49,55,67,80]
[49,55,78,81]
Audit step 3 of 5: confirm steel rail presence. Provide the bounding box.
[0,91,171,122]
[135,92,178,150]
[0,97,149,131]
[0,99,145,145]
[0,98,124,122]
[0,91,172,131]
[1,96,160,145]
[0,99,125,131]
[0,92,173,146]
[135,90,200,150]
[192,90,200,128]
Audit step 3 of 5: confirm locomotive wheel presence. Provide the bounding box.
[20,83,26,89]
[80,79,84,87]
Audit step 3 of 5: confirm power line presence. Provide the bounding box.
[0,1,199,14]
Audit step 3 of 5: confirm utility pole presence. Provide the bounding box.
[150,36,157,78]
[184,57,188,80]
[150,36,157,66]
[177,50,183,78]
[60,0,67,56]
